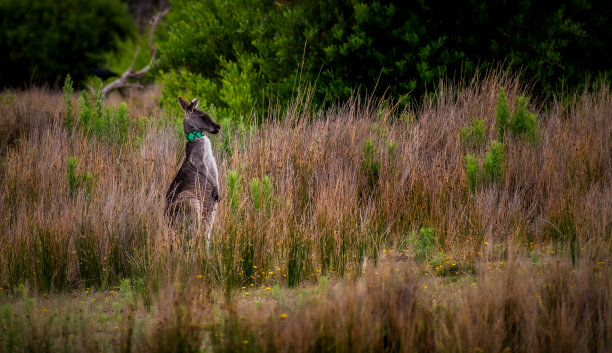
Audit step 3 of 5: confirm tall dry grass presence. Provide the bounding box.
[0,72,611,352]
[209,255,612,353]
[0,73,610,292]
[1,256,609,352]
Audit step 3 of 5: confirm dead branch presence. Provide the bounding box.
[102,7,170,98]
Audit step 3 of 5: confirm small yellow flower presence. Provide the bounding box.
[265,287,271,290]
[499,261,504,265]
[42,309,47,312]
[280,313,288,319]
[423,285,428,289]
[253,266,257,269]
[484,241,489,245]
[197,274,203,278]
[244,292,249,295]
[243,340,249,344]
[90,299,95,303]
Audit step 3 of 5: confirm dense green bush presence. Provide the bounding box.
[0,0,134,88]
[157,0,611,117]
[496,87,539,140]
[69,77,133,145]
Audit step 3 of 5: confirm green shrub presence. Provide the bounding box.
[496,87,538,140]
[415,227,436,261]
[66,156,93,199]
[0,0,134,87]
[496,87,511,139]
[62,75,74,134]
[460,118,486,148]
[249,175,273,213]
[483,140,505,184]
[157,0,611,113]
[463,141,505,191]
[226,170,242,214]
[464,154,479,194]
[78,80,132,145]
[361,138,380,193]
[509,96,538,139]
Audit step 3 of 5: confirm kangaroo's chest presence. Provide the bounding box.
[188,137,219,184]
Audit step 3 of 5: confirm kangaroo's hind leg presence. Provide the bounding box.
[204,202,218,257]
[168,191,203,251]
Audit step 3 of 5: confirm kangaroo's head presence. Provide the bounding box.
[178,97,221,135]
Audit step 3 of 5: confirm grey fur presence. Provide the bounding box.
[166,97,221,254]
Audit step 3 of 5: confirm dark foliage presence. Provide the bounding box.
[0,0,134,88]
[158,0,612,115]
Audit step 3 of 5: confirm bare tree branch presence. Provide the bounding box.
[102,7,170,98]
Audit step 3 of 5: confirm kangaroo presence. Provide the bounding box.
[166,97,221,254]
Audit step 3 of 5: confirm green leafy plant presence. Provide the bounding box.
[157,1,611,115]
[361,139,380,193]
[464,154,479,194]
[463,141,505,192]
[509,96,538,139]
[249,175,273,212]
[78,80,131,145]
[226,170,242,214]
[66,156,93,199]
[414,227,436,261]
[483,140,505,184]
[496,87,511,139]
[62,74,74,134]
[496,87,538,140]
[460,118,486,148]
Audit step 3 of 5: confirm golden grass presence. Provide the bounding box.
[0,72,610,352]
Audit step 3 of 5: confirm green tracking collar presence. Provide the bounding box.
[185,130,204,141]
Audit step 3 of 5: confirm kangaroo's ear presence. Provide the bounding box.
[178,96,194,112]
[190,97,199,109]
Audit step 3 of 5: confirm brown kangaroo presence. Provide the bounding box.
[166,97,221,254]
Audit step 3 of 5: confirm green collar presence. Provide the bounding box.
[185,130,204,141]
